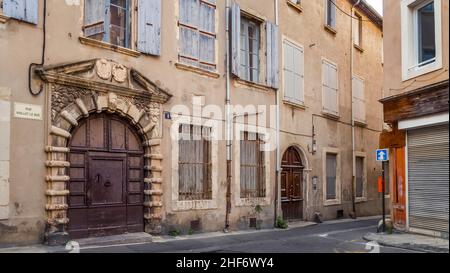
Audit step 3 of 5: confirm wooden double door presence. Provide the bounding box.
[281,147,304,221]
[68,113,144,239]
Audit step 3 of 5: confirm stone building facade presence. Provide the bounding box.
[0,0,384,246]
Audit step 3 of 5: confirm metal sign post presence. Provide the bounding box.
[376,149,389,233]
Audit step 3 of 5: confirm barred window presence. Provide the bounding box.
[178,124,212,201]
[240,132,266,198]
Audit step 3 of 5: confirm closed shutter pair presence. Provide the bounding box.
[230,2,279,89]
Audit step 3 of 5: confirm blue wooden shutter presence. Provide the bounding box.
[230,2,241,77]
[83,0,107,38]
[266,21,279,89]
[137,0,162,56]
[3,0,38,25]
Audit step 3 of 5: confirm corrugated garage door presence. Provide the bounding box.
[408,124,449,235]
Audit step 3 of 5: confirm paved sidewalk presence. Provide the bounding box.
[364,232,449,253]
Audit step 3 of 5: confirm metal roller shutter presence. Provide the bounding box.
[408,124,449,235]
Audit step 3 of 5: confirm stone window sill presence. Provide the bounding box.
[234,78,274,92]
[174,62,221,79]
[322,111,340,120]
[171,200,218,212]
[355,197,367,203]
[324,199,341,207]
[355,120,367,127]
[284,99,307,109]
[79,37,141,58]
[354,44,365,53]
[324,25,337,35]
[0,14,10,24]
[286,1,303,13]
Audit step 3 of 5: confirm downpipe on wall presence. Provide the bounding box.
[29,0,47,96]
[224,0,232,233]
[274,0,281,226]
[350,0,361,219]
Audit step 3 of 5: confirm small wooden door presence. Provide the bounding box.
[392,147,407,229]
[281,147,304,221]
[68,113,144,239]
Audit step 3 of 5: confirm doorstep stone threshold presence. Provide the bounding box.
[74,232,153,248]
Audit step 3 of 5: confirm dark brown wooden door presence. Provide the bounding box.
[281,147,304,221]
[68,113,144,239]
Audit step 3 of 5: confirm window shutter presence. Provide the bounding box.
[266,21,279,89]
[199,1,216,66]
[179,0,199,63]
[293,46,304,104]
[322,60,338,115]
[3,0,38,25]
[352,76,365,123]
[230,2,241,77]
[83,0,106,38]
[137,0,162,56]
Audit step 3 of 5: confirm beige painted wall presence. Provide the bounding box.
[278,0,385,220]
[383,0,449,98]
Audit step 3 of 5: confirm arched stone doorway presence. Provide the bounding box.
[281,147,304,221]
[38,59,172,245]
[68,113,145,239]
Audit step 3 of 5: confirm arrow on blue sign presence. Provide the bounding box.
[376,149,389,162]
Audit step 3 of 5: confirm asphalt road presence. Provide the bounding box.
[81,218,419,253]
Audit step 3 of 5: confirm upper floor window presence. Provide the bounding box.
[322,59,339,117]
[84,0,132,48]
[352,75,366,124]
[283,39,305,106]
[178,0,217,72]
[230,2,279,89]
[325,0,336,30]
[353,12,363,49]
[240,16,261,83]
[401,0,443,80]
[83,0,162,56]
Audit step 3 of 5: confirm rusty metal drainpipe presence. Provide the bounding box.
[350,0,361,219]
[224,0,232,233]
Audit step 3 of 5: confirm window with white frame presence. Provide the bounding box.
[325,153,338,201]
[325,0,336,29]
[283,40,305,105]
[401,0,442,80]
[352,75,366,124]
[322,59,339,116]
[240,16,261,83]
[178,124,212,201]
[179,0,217,71]
[240,131,266,198]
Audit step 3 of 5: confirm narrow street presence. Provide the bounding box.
[81,218,418,253]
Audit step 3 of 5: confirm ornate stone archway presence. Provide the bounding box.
[37,59,172,245]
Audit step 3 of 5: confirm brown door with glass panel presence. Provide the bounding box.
[281,147,304,221]
[68,113,144,239]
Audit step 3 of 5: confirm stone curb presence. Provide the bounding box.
[363,233,449,253]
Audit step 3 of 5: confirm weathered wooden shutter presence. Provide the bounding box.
[352,76,366,123]
[322,60,338,115]
[284,41,304,104]
[137,0,162,56]
[83,0,107,39]
[230,2,241,77]
[266,22,279,89]
[408,125,449,235]
[3,0,38,24]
